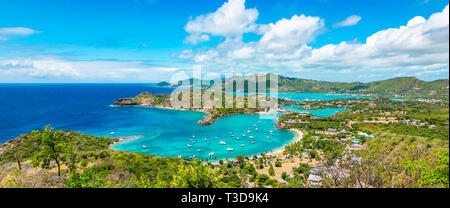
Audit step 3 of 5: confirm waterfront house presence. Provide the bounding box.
[340,129,350,134]
[352,139,361,144]
[298,112,309,117]
[327,128,338,133]
[351,156,362,163]
[310,167,326,175]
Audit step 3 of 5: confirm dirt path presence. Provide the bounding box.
[383,141,405,163]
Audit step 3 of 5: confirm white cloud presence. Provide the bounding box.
[257,14,324,53]
[307,5,449,71]
[333,15,362,28]
[0,56,182,82]
[178,3,449,82]
[183,0,259,44]
[183,34,210,44]
[0,27,40,40]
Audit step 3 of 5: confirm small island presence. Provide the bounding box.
[154,81,173,87]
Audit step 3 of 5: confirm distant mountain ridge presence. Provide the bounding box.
[276,75,449,100]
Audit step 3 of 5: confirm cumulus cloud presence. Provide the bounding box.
[307,5,449,72]
[333,15,362,28]
[178,3,449,81]
[0,56,181,82]
[0,27,40,40]
[257,14,324,53]
[180,12,325,63]
[183,0,259,44]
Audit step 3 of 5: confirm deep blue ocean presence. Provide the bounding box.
[0,84,361,160]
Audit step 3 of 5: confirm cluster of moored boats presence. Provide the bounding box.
[182,120,276,159]
[113,120,277,160]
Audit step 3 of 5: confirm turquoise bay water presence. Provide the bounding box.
[0,84,364,160]
[112,111,293,160]
[271,93,370,101]
[390,98,406,101]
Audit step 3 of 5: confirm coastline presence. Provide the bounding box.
[107,107,301,160]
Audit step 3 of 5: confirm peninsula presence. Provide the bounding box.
[113,89,300,125]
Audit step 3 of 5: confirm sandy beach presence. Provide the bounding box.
[268,128,303,155]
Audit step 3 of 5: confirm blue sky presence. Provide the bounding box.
[0,0,448,83]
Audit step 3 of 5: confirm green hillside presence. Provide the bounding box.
[164,74,449,101]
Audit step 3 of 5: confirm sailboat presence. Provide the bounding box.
[142,145,148,149]
[219,141,227,145]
